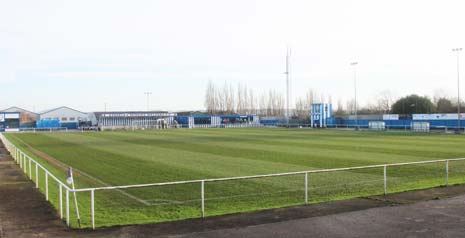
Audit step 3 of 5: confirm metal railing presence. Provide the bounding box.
[0,134,73,226]
[73,157,464,229]
[2,132,465,230]
[19,127,69,133]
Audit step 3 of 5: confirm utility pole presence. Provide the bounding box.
[453,48,462,134]
[350,62,359,130]
[144,92,152,111]
[284,48,291,127]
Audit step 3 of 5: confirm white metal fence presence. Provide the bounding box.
[0,133,74,226]
[19,127,69,133]
[2,132,465,230]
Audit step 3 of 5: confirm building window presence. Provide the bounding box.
[61,117,68,121]
[69,117,75,121]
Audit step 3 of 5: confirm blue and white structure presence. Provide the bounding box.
[92,111,177,130]
[176,114,260,128]
[310,103,332,128]
[0,112,21,132]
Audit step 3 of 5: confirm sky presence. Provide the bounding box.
[1,0,464,112]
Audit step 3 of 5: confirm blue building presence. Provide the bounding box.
[329,113,465,130]
[310,103,333,128]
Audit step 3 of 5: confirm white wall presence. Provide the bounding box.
[40,107,88,123]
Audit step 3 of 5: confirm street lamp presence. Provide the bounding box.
[453,48,462,134]
[350,62,359,130]
[144,92,152,111]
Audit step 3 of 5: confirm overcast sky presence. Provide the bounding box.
[1,0,464,112]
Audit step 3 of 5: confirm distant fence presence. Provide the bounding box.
[326,123,465,133]
[20,127,69,133]
[2,132,465,230]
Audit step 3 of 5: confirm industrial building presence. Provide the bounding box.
[39,106,89,129]
[0,112,21,132]
[0,107,39,128]
[0,106,90,130]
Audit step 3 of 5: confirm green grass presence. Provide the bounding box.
[5,128,465,228]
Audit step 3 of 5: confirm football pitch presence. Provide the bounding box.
[5,128,465,228]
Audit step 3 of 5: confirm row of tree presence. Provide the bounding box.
[205,81,286,116]
[390,95,465,114]
[205,81,464,116]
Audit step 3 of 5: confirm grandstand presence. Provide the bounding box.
[90,111,177,130]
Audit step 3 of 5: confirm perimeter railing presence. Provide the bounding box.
[20,127,69,133]
[0,133,74,226]
[2,132,465,230]
[74,157,465,229]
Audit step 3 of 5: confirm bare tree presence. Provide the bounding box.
[236,84,243,114]
[258,92,268,116]
[346,99,355,115]
[294,98,307,119]
[376,90,393,113]
[226,83,235,114]
[205,80,217,114]
[248,88,256,114]
[335,99,345,115]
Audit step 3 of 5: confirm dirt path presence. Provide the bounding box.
[0,140,70,238]
[2,139,465,238]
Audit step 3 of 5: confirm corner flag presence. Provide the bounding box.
[66,167,73,185]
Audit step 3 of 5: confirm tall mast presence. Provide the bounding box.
[285,47,291,126]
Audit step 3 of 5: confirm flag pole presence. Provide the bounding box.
[68,167,81,227]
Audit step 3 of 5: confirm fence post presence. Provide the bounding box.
[19,152,22,168]
[29,159,32,179]
[35,163,39,188]
[383,165,387,195]
[201,180,205,218]
[304,172,308,204]
[59,184,63,219]
[45,172,49,201]
[22,152,26,168]
[66,189,70,226]
[91,189,95,229]
[446,160,449,186]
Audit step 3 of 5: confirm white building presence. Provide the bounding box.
[40,106,89,128]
